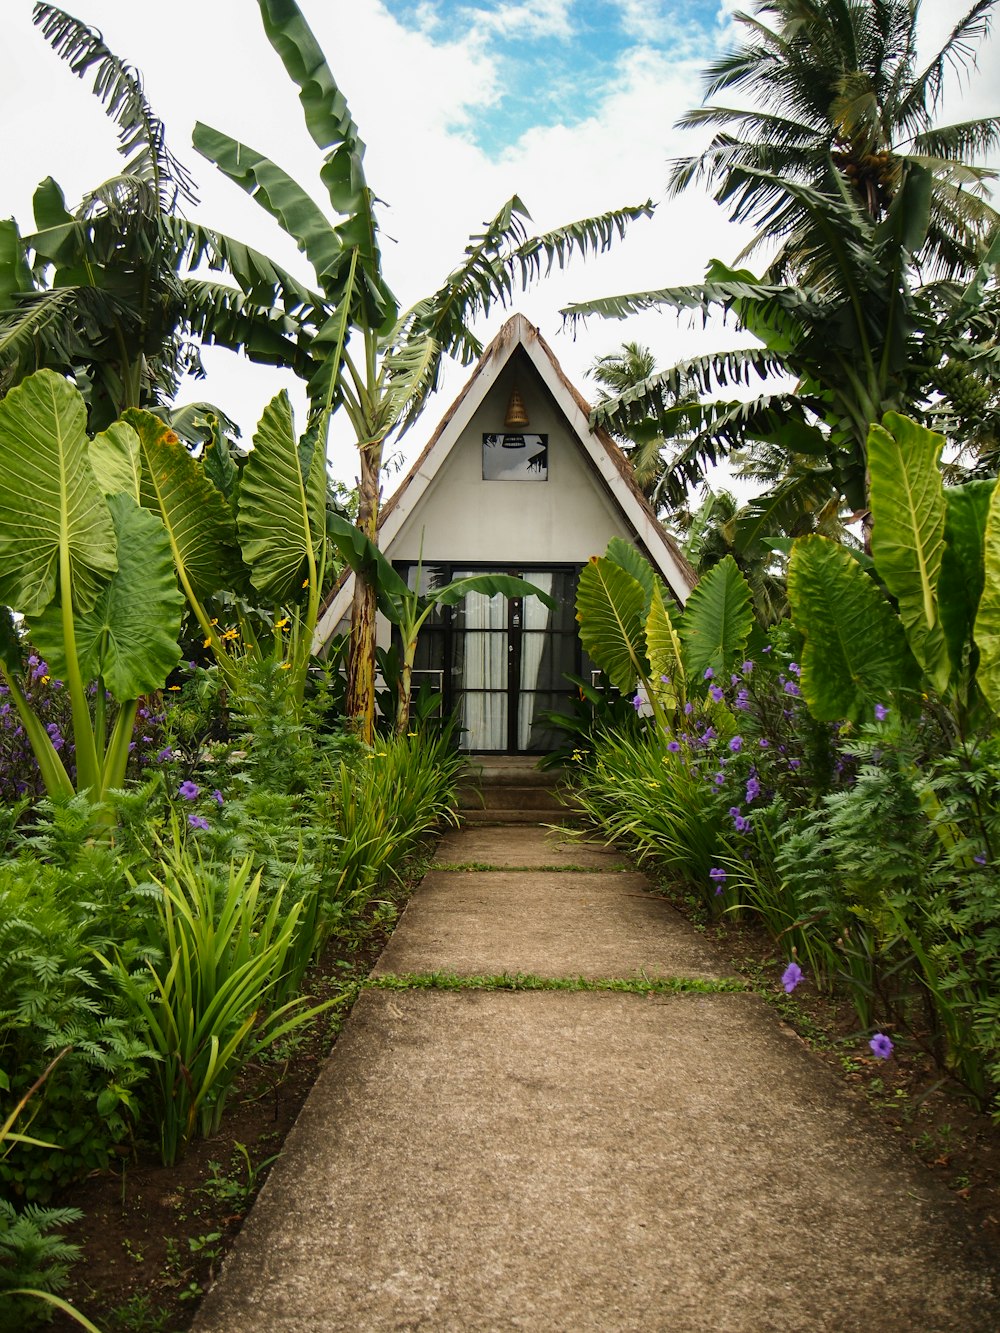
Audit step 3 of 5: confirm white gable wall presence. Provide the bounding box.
[388,353,636,565]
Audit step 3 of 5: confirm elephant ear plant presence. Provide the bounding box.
[0,370,184,807]
[788,411,1000,728]
[575,536,755,725]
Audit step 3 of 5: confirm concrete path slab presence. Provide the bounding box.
[195,989,998,1333]
[373,870,728,981]
[433,825,626,870]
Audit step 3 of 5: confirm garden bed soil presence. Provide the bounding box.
[48,851,1000,1331]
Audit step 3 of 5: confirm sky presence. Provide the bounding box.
[3,0,998,492]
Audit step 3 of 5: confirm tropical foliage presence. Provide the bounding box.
[0,5,316,434]
[669,0,1000,282]
[569,417,1000,1117]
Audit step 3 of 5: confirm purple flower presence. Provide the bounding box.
[730,674,740,685]
[212,789,224,806]
[728,736,743,753]
[709,867,727,895]
[734,814,750,833]
[742,660,754,674]
[788,758,801,770]
[869,1033,894,1060]
[762,645,772,654]
[874,703,889,722]
[157,748,173,762]
[684,702,693,716]
[709,685,724,703]
[746,776,761,802]
[782,962,803,993]
[783,680,801,696]
[632,694,643,712]
[713,771,725,786]
[188,814,210,832]
[703,667,715,680]
[667,740,681,753]
[735,688,750,711]
[974,853,986,866]
[788,662,801,676]
[701,726,717,742]
[178,780,199,800]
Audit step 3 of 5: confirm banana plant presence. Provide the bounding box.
[193,0,653,744]
[788,411,998,725]
[0,370,184,804]
[326,514,554,735]
[575,537,754,726]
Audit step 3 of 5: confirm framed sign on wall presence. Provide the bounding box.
[482,433,548,480]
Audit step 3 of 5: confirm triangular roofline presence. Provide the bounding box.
[315,313,695,648]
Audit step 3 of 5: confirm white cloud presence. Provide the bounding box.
[456,0,575,40]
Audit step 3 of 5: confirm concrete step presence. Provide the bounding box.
[460,807,564,825]
[459,783,565,812]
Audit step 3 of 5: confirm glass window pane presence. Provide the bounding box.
[521,632,577,692]
[457,691,507,751]
[519,690,573,752]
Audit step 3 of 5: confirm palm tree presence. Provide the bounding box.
[589,342,667,500]
[670,0,1000,283]
[669,486,790,625]
[194,0,653,743]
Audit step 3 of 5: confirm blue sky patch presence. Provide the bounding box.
[384,1,723,153]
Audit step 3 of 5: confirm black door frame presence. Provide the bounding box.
[393,560,584,754]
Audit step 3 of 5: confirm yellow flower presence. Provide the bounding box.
[301,578,309,588]
[203,637,212,648]
[279,662,292,670]
[221,628,239,642]
[210,618,219,626]
[168,685,181,691]
[40,674,50,684]
[275,617,290,630]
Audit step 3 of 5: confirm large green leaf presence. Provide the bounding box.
[646,580,685,708]
[789,536,914,722]
[939,479,995,676]
[0,369,116,616]
[974,481,1000,713]
[678,555,753,681]
[238,391,324,602]
[32,494,183,700]
[90,421,142,500]
[192,125,344,290]
[575,556,650,696]
[433,574,556,611]
[0,219,32,305]
[868,413,950,693]
[125,408,243,602]
[604,537,655,617]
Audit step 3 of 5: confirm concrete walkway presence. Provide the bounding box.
[195,819,999,1332]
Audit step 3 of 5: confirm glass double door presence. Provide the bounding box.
[405,565,582,752]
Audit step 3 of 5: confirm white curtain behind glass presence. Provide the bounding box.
[518,573,554,750]
[461,590,507,750]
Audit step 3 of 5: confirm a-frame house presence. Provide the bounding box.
[315,313,695,753]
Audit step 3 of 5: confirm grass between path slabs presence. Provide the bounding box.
[434,861,629,872]
[367,971,746,995]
